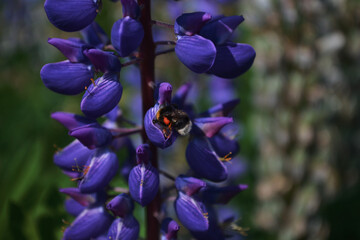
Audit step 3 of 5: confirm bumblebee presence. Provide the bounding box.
[153,104,192,137]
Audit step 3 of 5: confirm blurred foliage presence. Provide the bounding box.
[0,0,359,239]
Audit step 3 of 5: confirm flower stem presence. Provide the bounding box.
[138,1,161,240]
[156,48,175,57]
[151,20,174,29]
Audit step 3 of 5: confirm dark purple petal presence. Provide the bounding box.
[135,144,150,164]
[81,73,123,119]
[64,198,86,217]
[59,188,96,207]
[174,192,209,232]
[161,218,180,240]
[51,112,96,131]
[200,15,244,45]
[175,175,206,196]
[194,117,233,138]
[144,105,178,149]
[200,184,248,205]
[81,22,110,49]
[175,35,216,73]
[186,137,228,182]
[158,82,173,106]
[172,82,192,109]
[40,61,93,95]
[107,216,139,240]
[44,0,99,32]
[54,140,94,171]
[226,157,247,182]
[105,105,120,122]
[106,193,134,218]
[48,38,90,63]
[128,163,159,206]
[120,0,140,19]
[174,12,212,36]
[79,148,119,193]
[69,123,112,149]
[209,132,240,158]
[111,17,144,57]
[207,43,256,78]
[201,99,240,117]
[63,206,113,240]
[83,49,121,73]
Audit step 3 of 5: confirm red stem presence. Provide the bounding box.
[138,0,161,240]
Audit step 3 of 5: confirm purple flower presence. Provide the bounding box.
[174,176,209,232]
[174,12,256,78]
[161,218,180,240]
[81,22,110,49]
[69,123,113,150]
[78,148,119,193]
[64,198,86,217]
[111,0,144,57]
[44,0,100,32]
[63,206,113,240]
[128,144,159,206]
[144,83,181,149]
[107,215,139,240]
[186,136,228,182]
[106,193,134,218]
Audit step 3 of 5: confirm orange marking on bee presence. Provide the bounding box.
[163,117,170,125]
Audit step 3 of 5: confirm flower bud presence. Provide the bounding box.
[106,193,134,218]
[161,218,180,240]
[128,144,159,206]
[107,215,139,240]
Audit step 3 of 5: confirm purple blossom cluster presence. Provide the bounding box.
[40,0,255,239]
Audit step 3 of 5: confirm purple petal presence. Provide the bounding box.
[200,184,248,205]
[59,188,96,207]
[209,132,240,158]
[144,105,178,149]
[107,216,139,240]
[175,175,206,196]
[128,163,159,206]
[83,49,121,73]
[186,137,228,182]
[174,12,212,36]
[48,38,90,63]
[158,82,173,106]
[174,192,209,232]
[44,0,99,32]
[209,76,237,104]
[106,193,134,218]
[64,198,86,217]
[200,15,244,45]
[81,73,123,119]
[226,157,247,182]
[201,99,240,117]
[135,144,150,165]
[51,112,95,131]
[175,35,216,73]
[207,43,256,79]
[120,0,140,19]
[69,123,113,149]
[194,117,233,138]
[54,140,94,171]
[111,17,144,57]
[40,61,93,95]
[63,206,113,240]
[161,218,180,240]
[172,82,192,108]
[81,22,110,49]
[79,148,119,193]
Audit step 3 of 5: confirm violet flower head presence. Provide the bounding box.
[144,83,177,148]
[106,193,134,218]
[174,175,209,232]
[161,218,180,240]
[128,144,159,206]
[111,0,144,57]
[44,0,100,32]
[174,12,256,78]
[40,38,94,95]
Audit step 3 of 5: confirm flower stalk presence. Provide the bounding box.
[138,0,161,239]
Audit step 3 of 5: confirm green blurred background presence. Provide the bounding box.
[0,0,359,239]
